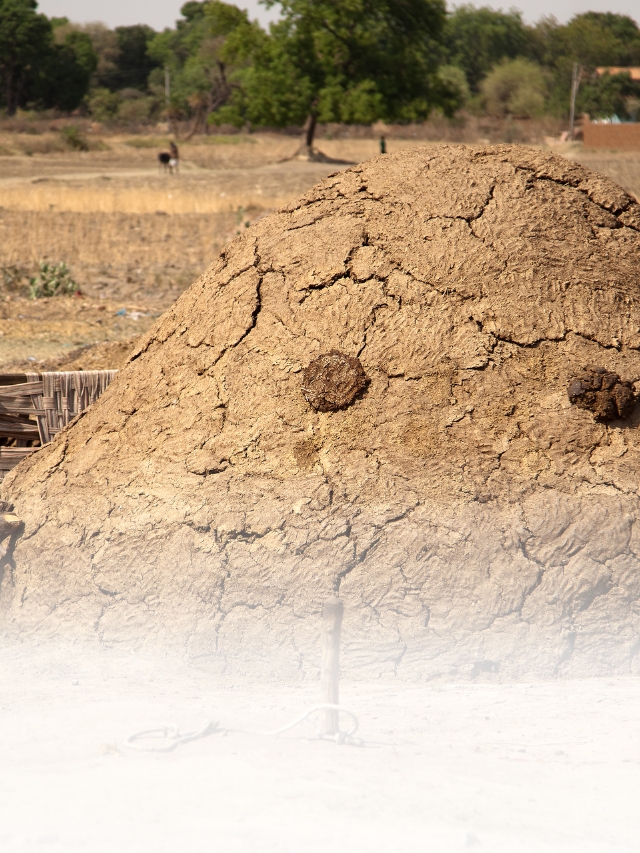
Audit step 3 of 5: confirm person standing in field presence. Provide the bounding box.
[380,136,387,154]
[169,141,179,173]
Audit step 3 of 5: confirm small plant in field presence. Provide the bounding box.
[235,206,251,234]
[1,265,26,293]
[61,125,90,152]
[29,262,78,299]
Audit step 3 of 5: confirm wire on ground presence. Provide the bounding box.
[124,703,362,752]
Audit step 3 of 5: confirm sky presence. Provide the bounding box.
[32,0,640,31]
[36,0,279,30]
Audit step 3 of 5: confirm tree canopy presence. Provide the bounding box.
[443,5,531,92]
[0,0,97,114]
[2,1,640,128]
[147,1,257,132]
[221,0,455,152]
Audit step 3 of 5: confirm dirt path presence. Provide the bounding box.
[1,646,638,853]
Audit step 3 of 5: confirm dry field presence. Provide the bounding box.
[1,131,639,369]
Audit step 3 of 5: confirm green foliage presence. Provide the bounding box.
[2,1,640,129]
[437,65,471,107]
[117,96,154,124]
[225,0,453,146]
[0,0,54,114]
[76,23,120,88]
[541,13,640,69]
[147,1,257,131]
[28,262,78,299]
[41,29,98,111]
[114,25,160,90]
[87,88,122,122]
[535,13,640,117]
[481,58,547,117]
[0,2,98,114]
[443,6,533,92]
[60,125,89,151]
[578,71,640,120]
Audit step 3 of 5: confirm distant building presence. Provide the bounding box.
[583,116,640,150]
[596,67,640,81]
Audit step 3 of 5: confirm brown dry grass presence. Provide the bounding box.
[0,208,232,269]
[0,181,292,215]
[0,209,230,299]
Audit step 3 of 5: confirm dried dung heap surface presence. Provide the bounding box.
[3,144,640,679]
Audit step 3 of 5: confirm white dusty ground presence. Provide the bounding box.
[1,646,639,853]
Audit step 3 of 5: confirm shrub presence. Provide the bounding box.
[1,265,26,293]
[481,58,547,117]
[29,262,78,299]
[438,65,471,108]
[61,125,89,151]
[16,135,66,155]
[117,97,153,125]
[87,88,122,123]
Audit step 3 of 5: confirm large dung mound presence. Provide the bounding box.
[3,144,640,679]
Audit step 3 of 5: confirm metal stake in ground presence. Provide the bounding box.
[321,596,343,736]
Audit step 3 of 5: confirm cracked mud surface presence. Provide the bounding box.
[3,144,640,679]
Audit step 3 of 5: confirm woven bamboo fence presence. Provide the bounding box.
[0,371,117,480]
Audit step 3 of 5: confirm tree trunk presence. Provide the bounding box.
[5,65,17,117]
[288,110,351,164]
[291,113,328,161]
[305,112,317,151]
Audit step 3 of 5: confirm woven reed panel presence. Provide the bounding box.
[0,370,117,478]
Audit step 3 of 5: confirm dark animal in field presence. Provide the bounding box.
[158,150,179,174]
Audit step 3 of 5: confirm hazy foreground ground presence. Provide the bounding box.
[1,132,640,369]
[1,646,639,852]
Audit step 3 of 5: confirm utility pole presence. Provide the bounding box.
[569,62,581,140]
[165,67,170,107]
[320,596,343,737]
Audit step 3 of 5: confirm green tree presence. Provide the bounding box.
[0,0,51,114]
[437,65,471,108]
[535,12,640,118]
[87,87,122,122]
[578,71,640,120]
[0,1,96,114]
[443,5,533,92]
[229,0,454,156]
[148,1,258,134]
[481,58,547,117]
[114,25,160,91]
[43,28,97,111]
[543,15,623,69]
